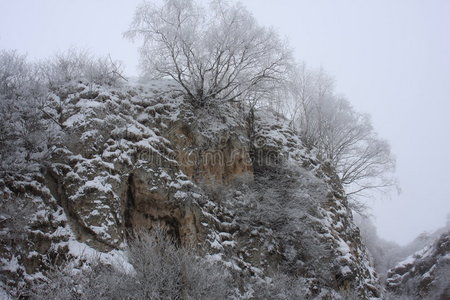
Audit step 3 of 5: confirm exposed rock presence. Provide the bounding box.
[166,108,253,184]
[386,230,450,299]
[122,169,204,246]
[249,110,381,298]
[1,80,381,299]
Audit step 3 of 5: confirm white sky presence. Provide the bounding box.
[1,0,449,245]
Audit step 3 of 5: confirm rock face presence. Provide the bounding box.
[386,230,450,299]
[122,170,203,246]
[247,111,381,298]
[0,80,381,299]
[168,118,253,184]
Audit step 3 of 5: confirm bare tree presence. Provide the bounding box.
[125,0,292,107]
[283,63,316,132]
[288,64,396,199]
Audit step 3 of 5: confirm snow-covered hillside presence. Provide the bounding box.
[386,229,450,299]
[1,80,381,299]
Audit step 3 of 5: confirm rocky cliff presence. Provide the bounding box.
[386,230,450,299]
[0,80,381,299]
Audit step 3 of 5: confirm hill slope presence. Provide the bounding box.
[0,80,381,299]
[386,230,450,299]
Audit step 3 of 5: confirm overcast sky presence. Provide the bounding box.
[1,0,449,245]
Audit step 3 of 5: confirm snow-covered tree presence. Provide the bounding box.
[39,48,124,88]
[0,50,56,176]
[287,64,396,199]
[125,0,292,107]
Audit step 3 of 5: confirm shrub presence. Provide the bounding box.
[26,228,232,299]
[39,48,125,88]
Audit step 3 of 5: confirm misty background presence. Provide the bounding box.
[1,0,449,245]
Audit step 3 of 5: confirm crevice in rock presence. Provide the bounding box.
[124,173,135,234]
[121,172,201,247]
[160,216,181,246]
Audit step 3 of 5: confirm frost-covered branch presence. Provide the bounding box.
[125,0,292,107]
[285,64,397,200]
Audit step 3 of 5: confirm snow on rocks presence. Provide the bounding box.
[386,230,450,298]
[1,79,383,299]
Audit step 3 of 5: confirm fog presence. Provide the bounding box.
[1,0,449,245]
[240,0,450,245]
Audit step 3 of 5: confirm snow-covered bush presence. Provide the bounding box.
[126,228,232,299]
[26,229,232,299]
[39,48,124,88]
[0,191,35,250]
[27,261,128,300]
[0,50,58,177]
[223,164,331,280]
[227,164,326,229]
